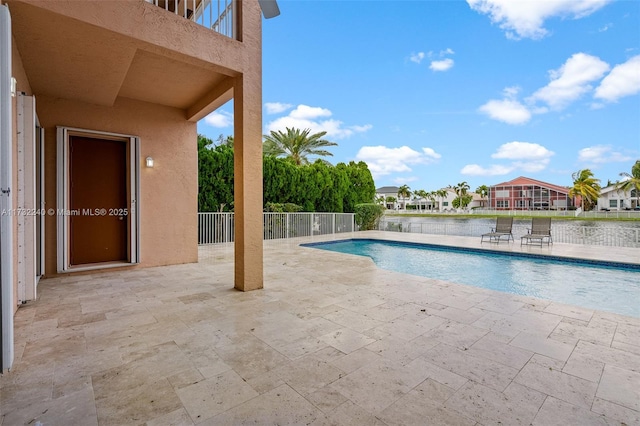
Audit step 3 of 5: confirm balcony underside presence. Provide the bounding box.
[8,0,239,119]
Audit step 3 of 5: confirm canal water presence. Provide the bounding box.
[380,216,640,247]
[387,216,640,229]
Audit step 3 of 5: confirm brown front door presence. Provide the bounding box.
[69,136,128,265]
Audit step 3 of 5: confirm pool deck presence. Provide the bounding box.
[1,231,639,425]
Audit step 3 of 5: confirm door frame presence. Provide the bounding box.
[56,127,140,272]
[36,119,45,279]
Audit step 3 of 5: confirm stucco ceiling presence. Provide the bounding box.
[8,1,229,110]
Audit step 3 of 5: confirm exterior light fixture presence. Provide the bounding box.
[10,77,16,97]
[146,156,154,168]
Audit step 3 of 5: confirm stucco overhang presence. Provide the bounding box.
[7,0,247,119]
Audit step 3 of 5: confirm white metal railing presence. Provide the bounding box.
[378,219,640,248]
[198,212,358,244]
[146,0,235,39]
[469,209,640,219]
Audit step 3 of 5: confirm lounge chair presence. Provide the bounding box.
[521,217,553,246]
[481,217,514,243]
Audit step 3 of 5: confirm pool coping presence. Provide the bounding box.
[302,237,640,271]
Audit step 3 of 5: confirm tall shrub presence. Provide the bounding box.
[354,203,385,230]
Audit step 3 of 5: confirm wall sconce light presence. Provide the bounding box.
[146,156,154,168]
[10,77,16,97]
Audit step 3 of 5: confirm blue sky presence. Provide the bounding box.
[197,0,640,193]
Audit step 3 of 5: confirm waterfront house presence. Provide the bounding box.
[597,185,639,210]
[488,176,574,211]
[375,186,400,209]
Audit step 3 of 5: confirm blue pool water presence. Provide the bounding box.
[304,239,640,318]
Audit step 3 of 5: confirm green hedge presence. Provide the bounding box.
[198,135,376,213]
[354,203,385,230]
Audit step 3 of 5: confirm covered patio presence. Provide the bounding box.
[1,232,639,425]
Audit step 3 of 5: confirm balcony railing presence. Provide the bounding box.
[146,0,236,39]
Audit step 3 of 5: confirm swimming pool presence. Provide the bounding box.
[303,239,640,318]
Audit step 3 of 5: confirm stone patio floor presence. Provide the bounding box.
[1,231,639,425]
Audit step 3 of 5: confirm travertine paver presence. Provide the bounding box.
[468,334,534,370]
[596,364,640,411]
[509,331,576,361]
[423,343,519,391]
[202,384,322,425]
[380,383,476,426]
[514,357,598,408]
[318,328,377,354]
[533,396,610,425]
[1,231,639,425]
[562,351,605,383]
[446,381,546,426]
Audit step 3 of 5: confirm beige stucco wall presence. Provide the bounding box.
[37,95,198,276]
[5,0,264,290]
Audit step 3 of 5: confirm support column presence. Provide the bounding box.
[233,71,263,291]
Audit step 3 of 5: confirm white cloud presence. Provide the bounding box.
[492,141,555,160]
[502,86,520,98]
[355,145,441,177]
[594,55,640,102]
[462,141,554,176]
[204,110,233,128]
[410,52,425,64]
[598,23,611,32]
[460,164,514,176]
[289,105,332,120]
[264,102,293,114]
[265,104,371,139]
[467,0,612,40]
[478,99,532,124]
[578,145,633,164]
[422,147,442,159]
[430,58,455,72]
[528,53,610,110]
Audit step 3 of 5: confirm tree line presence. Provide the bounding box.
[390,161,639,213]
[384,182,488,210]
[198,131,376,213]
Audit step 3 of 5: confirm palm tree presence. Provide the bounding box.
[427,191,437,211]
[397,185,411,210]
[569,169,601,211]
[413,189,427,211]
[435,189,448,211]
[385,196,397,209]
[616,160,640,209]
[453,181,470,209]
[475,184,489,208]
[263,127,337,165]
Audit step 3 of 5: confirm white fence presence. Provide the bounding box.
[198,212,357,245]
[470,209,640,219]
[379,219,640,248]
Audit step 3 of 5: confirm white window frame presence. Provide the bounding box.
[56,127,140,273]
